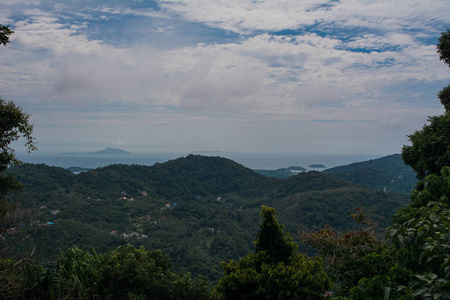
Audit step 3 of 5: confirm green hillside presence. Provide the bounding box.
[323,154,417,194]
[8,155,410,284]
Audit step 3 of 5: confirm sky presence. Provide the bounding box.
[1,0,450,156]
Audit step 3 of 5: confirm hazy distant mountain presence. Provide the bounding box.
[309,164,326,168]
[87,148,130,154]
[62,147,130,155]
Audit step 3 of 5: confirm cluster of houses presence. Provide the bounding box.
[110,230,148,239]
[37,205,59,226]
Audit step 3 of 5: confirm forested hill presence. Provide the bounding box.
[75,154,275,199]
[8,154,410,284]
[253,154,417,194]
[323,154,417,194]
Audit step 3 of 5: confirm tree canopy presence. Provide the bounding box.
[402,29,450,179]
[438,29,450,67]
[215,206,330,300]
[387,167,450,299]
[1,26,36,196]
[0,25,14,46]
[302,208,390,297]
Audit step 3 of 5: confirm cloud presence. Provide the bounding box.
[325,0,449,33]
[345,33,414,50]
[161,0,331,33]
[13,9,104,55]
[1,0,449,155]
[93,4,170,19]
[4,7,447,117]
[160,0,449,35]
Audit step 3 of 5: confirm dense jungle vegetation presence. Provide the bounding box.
[5,155,409,285]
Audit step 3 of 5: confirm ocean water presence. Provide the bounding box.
[16,151,387,171]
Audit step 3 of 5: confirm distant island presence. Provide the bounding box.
[66,166,93,173]
[191,150,232,154]
[253,166,307,179]
[288,166,307,171]
[309,164,326,168]
[62,148,130,155]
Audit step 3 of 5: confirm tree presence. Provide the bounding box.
[1,27,36,195]
[1,98,37,197]
[345,30,450,300]
[402,30,450,179]
[17,245,210,300]
[99,244,209,300]
[386,167,450,299]
[0,99,39,296]
[438,29,450,67]
[342,168,450,300]
[0,28,39,299]
[1,26,36,196]
[302,207,391,297]
[0,25,14,46]
[215,206,330,300]
[254,206,297,266]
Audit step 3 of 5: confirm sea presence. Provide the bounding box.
[16,151,388,171]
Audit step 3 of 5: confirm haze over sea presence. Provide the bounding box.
[17,152,385,171]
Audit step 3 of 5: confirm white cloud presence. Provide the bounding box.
[161,0,331,33]
[346,33,414,50]
[326,0,450,32]
[1,0,449,155]
[3,9,446,116]
[161,0,450,34]
[94,5,170,19]
[13,10,104,55]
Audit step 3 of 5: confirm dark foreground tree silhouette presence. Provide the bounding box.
[402,29,450,180]
[215,206,330,300]
[386,167,450,299]
[0,98,37,197]
[0,27,39,299]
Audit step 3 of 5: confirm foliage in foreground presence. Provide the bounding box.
[215,206,330,300]
[304,168,450,300]
[302,208,390,297]
[1,244,210,300]
[387,167,450,299]
[349,170,450,300]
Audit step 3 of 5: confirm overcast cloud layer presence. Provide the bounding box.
[1,0,449,155]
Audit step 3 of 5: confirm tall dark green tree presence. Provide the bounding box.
[215,206,330,300]
[402,30,450,179]
[254,206,297,266]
